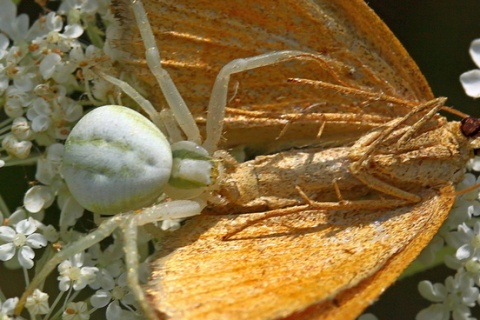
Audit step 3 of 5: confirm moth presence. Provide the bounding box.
[109,0,480,319]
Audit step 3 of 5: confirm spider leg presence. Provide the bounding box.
[123,200,205,318]
[203,50,324,153]
[135,199,205,225]
[130,0,201,144]
[99,72,161,126]
[123,215,154,319]
[15,213,129,315]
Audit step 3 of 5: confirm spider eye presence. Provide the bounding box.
[62,105,172,215]
[166,140,215,199]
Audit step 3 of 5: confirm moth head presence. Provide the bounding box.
[461,117,480,149]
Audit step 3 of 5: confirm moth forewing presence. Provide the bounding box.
[111,0,435,153]
[147,189,455,320]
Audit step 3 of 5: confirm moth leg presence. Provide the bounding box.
[350,162,422,202]
[348,98,447,202]
[353,98,446,163]
[130,0,201,144]
[276,103,327,141]
[396,97,446,145]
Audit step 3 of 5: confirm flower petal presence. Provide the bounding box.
[456,243,473,260]
[18,245,35,269]
[16,218,36,235]
[39,53,61,79]
[418,280,447,302]
[1,297,19,315]
[0,226,15,241]
[24,186,54,213]
[106,300,122,320]
[90,290,111,308]
[460,69,480,98]
[0,243,15,261]
[26,233,47,249]
[470,39,480,68]
[416,304,449,320]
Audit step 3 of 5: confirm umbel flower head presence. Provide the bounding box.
[0,218,46,269]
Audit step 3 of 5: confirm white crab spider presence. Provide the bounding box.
[15,0,320,317]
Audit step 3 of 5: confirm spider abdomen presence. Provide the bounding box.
[62,105,172,215]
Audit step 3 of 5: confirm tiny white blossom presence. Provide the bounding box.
[467,156,480,172]
[417,272,479,320]
[25,289,49,315]
[11,117,33,140]
[461,39,480,98]
[35,143,64,185]
[23,185,55,213]
[0,33,9,60]
[39,224,59,243]
[0,0,29,41]
[90,272,136,310]
[39,53,62,80]
[26,97,52,132]
[450,222,480,261]
[58,252,98,291]
[0,217,47,268]
[1,133,32,159]
[0,297,18,318]
[90,252,149,320]
[62,301,89,320]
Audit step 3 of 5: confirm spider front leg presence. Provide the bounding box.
[122,199,205,320]
[129,0,327,152]
[14,200,204,316]
[203,50,324,152]
[130,0,201,144]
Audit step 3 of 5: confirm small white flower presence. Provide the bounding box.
[0,297,18,318]
[461,39,480,98]
[5,207,44,227]
[1,133,32,159]
[62,301,89,320]
[467,156,480,172]
[0,33,9,60]
[0,217,47,268]
[417,272,479,320]
[90,271,136,310]
[39,52,62,80]
[26,97,52,132]
[4,86,34,119]
[39,224,59,243]
[11,117,33,141]
[90,258,149,319]
[0,0,29,42]
[35,143,64,185]
[450,222,480,261]
[25,289,49,315]
[57,252,98,291]
[23,185,55,213]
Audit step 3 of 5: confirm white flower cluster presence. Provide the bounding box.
[414,40,480,320]
[2,0,480,319]
[0,0,151,319]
